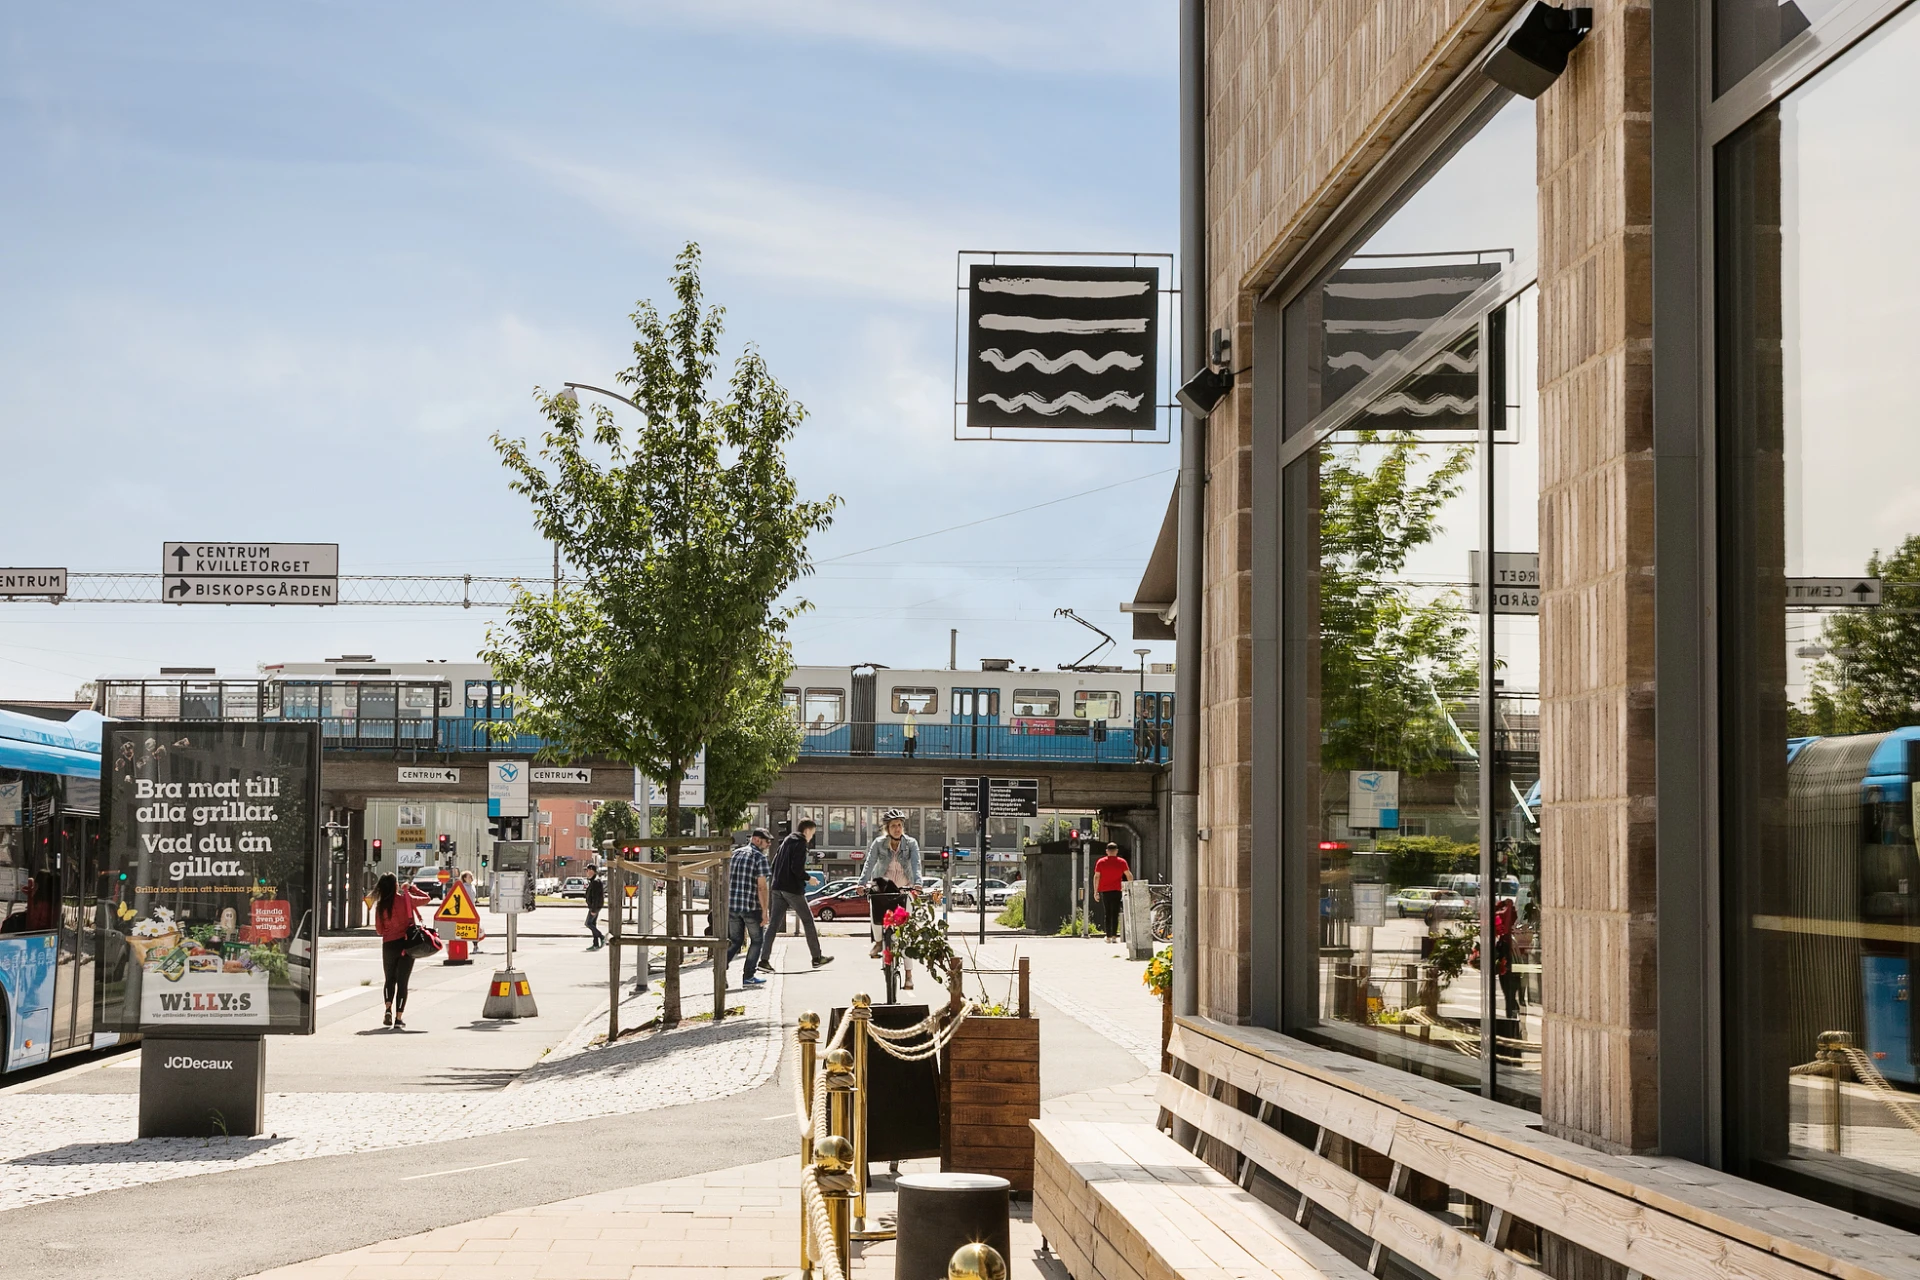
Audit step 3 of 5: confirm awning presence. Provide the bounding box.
[1122,484,1178,640]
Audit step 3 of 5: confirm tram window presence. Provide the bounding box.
[782,688,802,727]
[803,689,845,729]
[403,686,436,712]
[1074,691,1122,720]
[891,687,938,715]
[1011,689,1060,717]
[282,684,320,716]
[466,681,490,708]
[222,683,261,720]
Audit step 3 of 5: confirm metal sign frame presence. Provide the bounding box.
[954,250,1177,444]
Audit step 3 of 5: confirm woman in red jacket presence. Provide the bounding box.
[372,873,431,1030]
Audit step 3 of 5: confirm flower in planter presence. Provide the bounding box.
[1144,945,1172,998]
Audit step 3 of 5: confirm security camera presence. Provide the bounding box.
[1481,2,1592,99]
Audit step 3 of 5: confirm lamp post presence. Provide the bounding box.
[1134,648,1151,693]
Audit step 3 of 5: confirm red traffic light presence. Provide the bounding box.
[1317,841,1349,851]
[371,838,383,851]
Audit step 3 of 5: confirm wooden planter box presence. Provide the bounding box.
[942,1014,1040,1191]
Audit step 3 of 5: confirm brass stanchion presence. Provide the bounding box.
[825,1047,856,1144]
[815,1136,856,1274]
[799,1011,821,1165]
[1820,1030,1852,1153]
[950,1243,1008,1280]
[849,992,873,1226]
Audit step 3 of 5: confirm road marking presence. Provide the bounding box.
[400,1157,528,1181]
[316,985,381,1009]
[760,1111,796,1121]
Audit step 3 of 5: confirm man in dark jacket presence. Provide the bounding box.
[584,865,606,951]
[766,819,832,969]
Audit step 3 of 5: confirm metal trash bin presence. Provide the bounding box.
[895,1172,1011,1280]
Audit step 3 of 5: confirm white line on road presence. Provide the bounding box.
[760,1112,796,1121]
[399,1157,528,1181]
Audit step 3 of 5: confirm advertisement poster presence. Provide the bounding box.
[102,722,321,1036]
[0,933,56,1069]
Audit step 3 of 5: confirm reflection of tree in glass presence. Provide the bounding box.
[1320,431,1477,773]
[1792,534,1920,735]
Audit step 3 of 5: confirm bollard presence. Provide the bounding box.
[824,1047,856,1147]
[849,992,874,1224]
[798,1011,821,1165]
[949,1243,1008,1280]
[1819,1030,1852,1153]
[815,1136,856,1275]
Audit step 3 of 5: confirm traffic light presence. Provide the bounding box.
[371,837,383,862]
[480,853,489,869]
[486,815,523,841]
[437,833,450,857]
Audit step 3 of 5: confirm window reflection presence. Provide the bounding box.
[1718,2,1920,1231]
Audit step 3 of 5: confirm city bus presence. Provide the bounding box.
[0,706,121,1074]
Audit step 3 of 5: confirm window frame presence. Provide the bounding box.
[890,686,939,715]
[1073,690,1123,720]
[1010,688,1061,718]
[803,688,846,729]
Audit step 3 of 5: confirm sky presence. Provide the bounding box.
[0,2,1180,699]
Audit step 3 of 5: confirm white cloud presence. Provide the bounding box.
[586,0,1174,76]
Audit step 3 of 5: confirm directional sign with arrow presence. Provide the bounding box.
[1785,577,1883,607]
[161,542,340,605]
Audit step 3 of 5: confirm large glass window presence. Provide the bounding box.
[1011,689,1060,717]
[1718,3,1920,1231]
[1074,691,1123,720]
[803,689,845,729]
[891,687,938,715]
[1280,94,1541,1107]
[1717,0,1850,94]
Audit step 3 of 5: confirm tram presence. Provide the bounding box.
[0,707,120,1074]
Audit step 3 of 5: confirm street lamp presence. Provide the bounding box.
[1134,648,1151,693]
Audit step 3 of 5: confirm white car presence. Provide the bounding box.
[559,877,590,899]
[952,877,1014,907]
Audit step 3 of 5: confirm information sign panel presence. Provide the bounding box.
[161,543,339,605]
[102,721,322,1035]
[1348,770,1400,830]
[0,568,67,598]
[397,767,458,784]
[492,872,526,915]
[634,749,705,808]
[941,777,982,812]
[986,778,1040,817]
[530,767,591,785]
[489,760,529,819]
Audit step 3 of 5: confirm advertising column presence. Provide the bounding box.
[102,722,321,1137]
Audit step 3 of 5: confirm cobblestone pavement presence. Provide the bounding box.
[968,935,1161,1071]
[240,1080,1157,1280]
[0,944,790,1213]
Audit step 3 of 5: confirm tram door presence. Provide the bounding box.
[50,814,98,1053]
[950,688,1001,759]
[850,670,877,757]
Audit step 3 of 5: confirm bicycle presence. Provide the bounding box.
[863,881,908,1004]
[1148,885,1173,942]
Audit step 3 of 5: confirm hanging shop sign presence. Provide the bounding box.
[102,721,322,1035]
[966,264,1158,430]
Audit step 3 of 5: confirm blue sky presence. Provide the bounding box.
[0,2,1179,697]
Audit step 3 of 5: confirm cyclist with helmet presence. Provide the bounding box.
[860,809,922,987]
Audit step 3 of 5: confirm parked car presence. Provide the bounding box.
[951,877,1013,907]
[410,871,446,902]
[1391,887,1467,919]
[809,883,925,923]
[536,877,560,895]
[559,876,590,899]
[806,877,858,901]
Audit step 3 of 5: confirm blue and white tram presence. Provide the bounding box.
[0,707,117,1074]
[782,663,1176,764]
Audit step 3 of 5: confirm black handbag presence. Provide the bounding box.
[403,921,442,959]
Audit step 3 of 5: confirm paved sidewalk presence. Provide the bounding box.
[244,1079,1156,1280]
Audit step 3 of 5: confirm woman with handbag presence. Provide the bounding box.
[373,872,432,1030]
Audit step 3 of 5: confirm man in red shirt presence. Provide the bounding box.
[1093,842,1133,943]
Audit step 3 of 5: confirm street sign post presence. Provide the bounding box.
[943,776,1041,943]
[0,568,67,599]
[1786,577,1883,607]
[161,543,339,605]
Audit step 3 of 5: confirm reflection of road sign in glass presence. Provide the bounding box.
[1785,577,1883,607]
[1468,551,1541,615]
[1348,770,1400,829]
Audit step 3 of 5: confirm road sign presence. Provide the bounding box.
[396,848,426,869]
[436,881,482,939]
[1786,577,1883,607]
[491,871,526,915]
[987,778,1040,817]
[942,777,982,811]
[489,760,529,818]
[530,767,591,785]
[0,568,67,598]
[1349,770,1401,830]
[161,542,339,605]
[1468,551,1541,615]
[634,749,705,808]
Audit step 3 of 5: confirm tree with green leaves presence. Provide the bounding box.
[702,633,802,833]
[484,244,838,833]
[1793,534,1920,735]
[1318,431,1478,774]
[589,799,643,854]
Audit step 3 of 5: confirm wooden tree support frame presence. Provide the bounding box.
[603,837,734,1036]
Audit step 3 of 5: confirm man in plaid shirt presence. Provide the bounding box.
[725,829,774,987]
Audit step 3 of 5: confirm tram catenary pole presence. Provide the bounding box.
[978,774,990,946]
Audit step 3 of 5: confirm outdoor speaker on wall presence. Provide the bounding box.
[1481,2,1593,98]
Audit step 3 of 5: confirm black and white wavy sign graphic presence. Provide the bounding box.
[967,264,1158,430]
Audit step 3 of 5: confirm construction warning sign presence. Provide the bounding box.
[435,883,481,940]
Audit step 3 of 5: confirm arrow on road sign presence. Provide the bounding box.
[167,580,190,598]
[171,546,189,570]
[1853,581,1875,602]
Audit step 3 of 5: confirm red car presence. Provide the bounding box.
[809,884,924,923]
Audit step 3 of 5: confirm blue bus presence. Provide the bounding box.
[0,707,119,1074]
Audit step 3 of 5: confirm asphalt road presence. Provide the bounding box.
[1,930,1148,1280]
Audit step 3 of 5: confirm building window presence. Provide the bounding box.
[1717,2,1920,1230]
[540,811,552,825]
[1278,93,1540,1109]
[1073,691,1122,720]
[891,686,939,715]
[803,689,845,730]
[1011,689,1059,717]
[576,835,591,851]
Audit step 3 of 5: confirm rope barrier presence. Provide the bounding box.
[864,1001,978,1062]
[801,1166,850,1280]
[1839,1046,1920,1137]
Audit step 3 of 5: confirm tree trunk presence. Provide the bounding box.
[663,772,683,1027]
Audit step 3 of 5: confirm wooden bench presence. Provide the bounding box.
[1032,1118,1371,1280]
[1035,1016,1920,1280]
